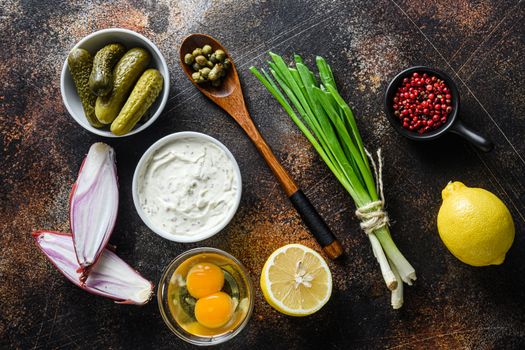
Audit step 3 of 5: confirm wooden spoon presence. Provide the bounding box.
[179,34,343,259]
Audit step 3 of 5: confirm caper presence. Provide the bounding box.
[200,67,211,78]
[219,69,226,78]
[223,58,231,70]
[211,78,221,87]
[214,49,226,62]
[184,53,194,65]
[195,55,208,66]
[208,71,219,81]
[209,53,218,63]
[206,60,214,68]
[192,72,206,84]
[202,45,212,55]
[192,63,202,71]
[192,48,202,56]
[208,63,223,81]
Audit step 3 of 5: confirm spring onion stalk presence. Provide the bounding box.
[389,258,404,309]
[250,53,416,307]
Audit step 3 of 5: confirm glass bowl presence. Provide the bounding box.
[157,247,254,346]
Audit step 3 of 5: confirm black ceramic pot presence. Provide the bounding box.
[384,66,493,152]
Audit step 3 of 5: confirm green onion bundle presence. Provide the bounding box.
[250,53,416,308]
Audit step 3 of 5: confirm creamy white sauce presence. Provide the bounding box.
[138,137,238,236]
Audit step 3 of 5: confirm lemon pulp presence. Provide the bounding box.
[260,244,332,316]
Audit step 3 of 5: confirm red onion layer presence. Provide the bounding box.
[33,231,153,305]
[69,142,119,280]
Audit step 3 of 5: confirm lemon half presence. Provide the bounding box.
[260,244,332,316]
[437,181,515,266]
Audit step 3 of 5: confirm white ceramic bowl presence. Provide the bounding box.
[132,132,242,242]
[60,28,170,137]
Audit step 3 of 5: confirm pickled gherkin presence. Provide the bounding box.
[95,47,151,124]
[110,69,163,136]
[67,48,104,128]
[89,43,126,96]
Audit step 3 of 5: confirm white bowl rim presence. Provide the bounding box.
[60,27,170,138]
[132,131,243,243]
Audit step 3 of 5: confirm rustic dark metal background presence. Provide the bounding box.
[1,1,524,349]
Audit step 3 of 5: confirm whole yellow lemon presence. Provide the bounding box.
[437,181,515,266]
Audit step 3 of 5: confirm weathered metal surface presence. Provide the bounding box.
[1,1,524,349]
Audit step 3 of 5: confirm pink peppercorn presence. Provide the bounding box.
[392,72,453,134]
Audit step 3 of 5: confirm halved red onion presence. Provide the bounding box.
[33,231,153,305]
[70,142,118,280]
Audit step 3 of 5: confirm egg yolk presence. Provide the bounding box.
[194,292,234,329]
[186,263,224,299]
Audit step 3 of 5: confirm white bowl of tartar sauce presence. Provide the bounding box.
[132,132,242,242]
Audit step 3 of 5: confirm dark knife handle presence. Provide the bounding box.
[289,190,343,259]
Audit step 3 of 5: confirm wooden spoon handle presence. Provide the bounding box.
[249,127,343,259]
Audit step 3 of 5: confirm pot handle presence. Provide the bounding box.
[449,119,494,152]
